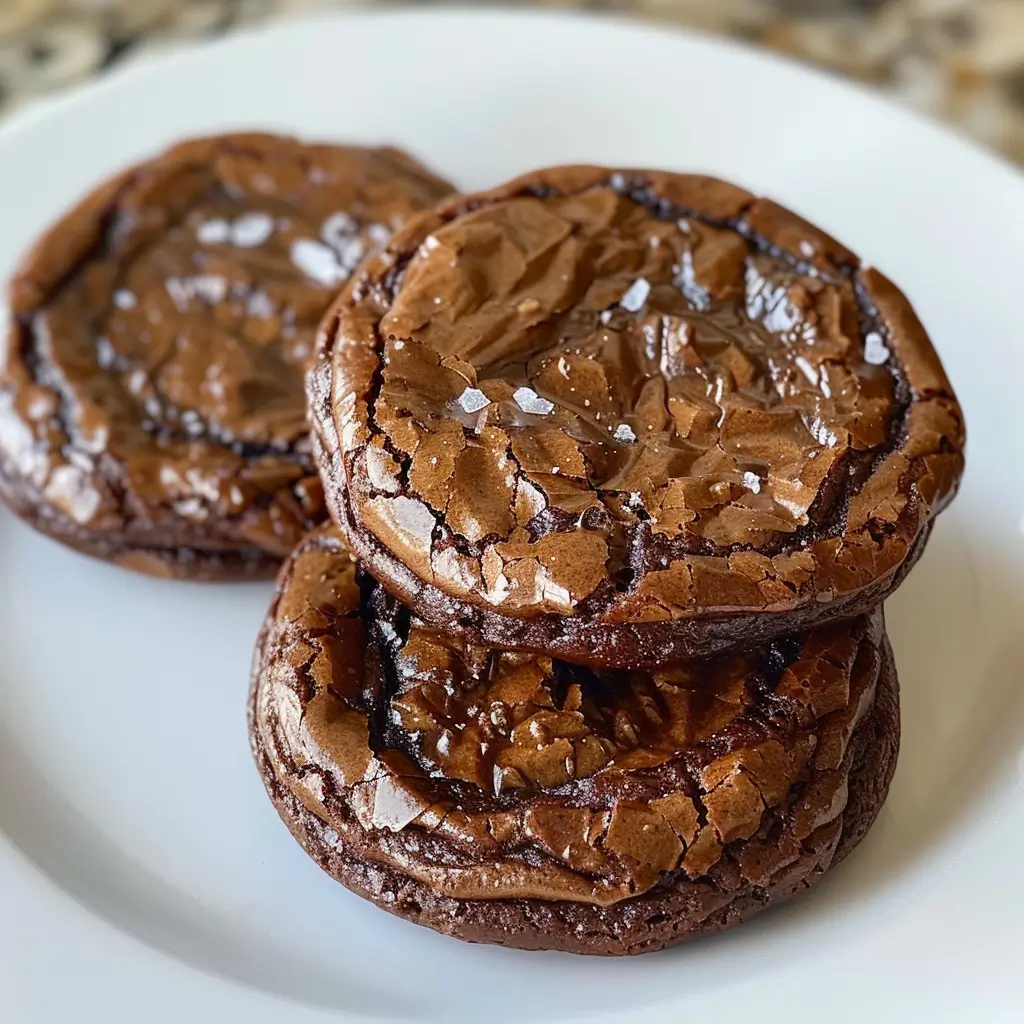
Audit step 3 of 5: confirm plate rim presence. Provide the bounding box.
[4,4,1024,190]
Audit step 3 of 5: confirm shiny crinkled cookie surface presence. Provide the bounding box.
[249,525,899,954]
[0,133,452,579]
[311,165,964,666]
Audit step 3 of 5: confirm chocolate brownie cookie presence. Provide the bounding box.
[309,165,963,665]
[0,133,452,579]
[249,525,899,954]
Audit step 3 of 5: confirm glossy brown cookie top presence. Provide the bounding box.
[0,133,451,576]
[254,525,885,907]
[311,165,963,661]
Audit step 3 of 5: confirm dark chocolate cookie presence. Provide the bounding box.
[0,133,452,579]
[309,165,963,665]
[249,525,899,955]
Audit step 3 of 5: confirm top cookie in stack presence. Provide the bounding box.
[308,166,964,667]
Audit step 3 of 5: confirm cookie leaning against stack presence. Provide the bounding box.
[0,133,452,579]
[249,165,964,952]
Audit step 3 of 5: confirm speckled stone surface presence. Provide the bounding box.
[2,1,1024,162]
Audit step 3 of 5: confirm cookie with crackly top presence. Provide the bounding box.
[309,165,963,665]
[0,133,452,579]
[249,524,899,954]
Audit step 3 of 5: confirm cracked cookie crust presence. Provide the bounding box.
[249,524,899,954]
[0,133,452,579]
[309,165,963,665]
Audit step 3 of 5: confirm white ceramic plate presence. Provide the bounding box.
[1,9,1022,1023]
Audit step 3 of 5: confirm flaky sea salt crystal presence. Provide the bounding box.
[864,331,890,365]
[613,423,637,443]
[457,387,490,413]
[165,278,190,309]
[165,275,227,310]
[113,289,137,310]
[196,218,230,244]
[620,277,650,312]
[334,237,366,273]
[513,387,555,415]
[230,212,274,248]
[367,222,391,247]
[95,336,117,369]
[743,471,762,494]
[290,239,348,286]
[192,275,227,303]
[246,291,275,318]
[539,573,572,609]
[763,295,798,334]
[810,417,838,448]
[795,356,819,386]
[418,234,442,259]
[321,211,357,248]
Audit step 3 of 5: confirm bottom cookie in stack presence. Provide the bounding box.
[249,525,899,955]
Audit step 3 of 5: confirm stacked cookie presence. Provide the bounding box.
[1,145,965,955]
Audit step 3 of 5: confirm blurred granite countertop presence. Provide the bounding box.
[3,0,1024,163]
